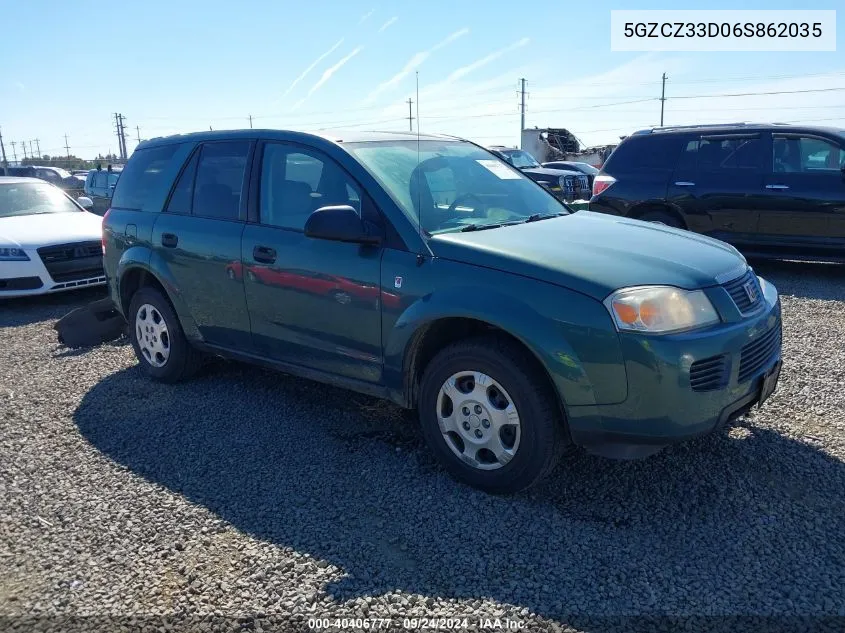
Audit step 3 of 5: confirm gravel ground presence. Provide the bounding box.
[1,260,844,633]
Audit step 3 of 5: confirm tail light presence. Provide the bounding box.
[101,208,111,255]
[592,174,616,197]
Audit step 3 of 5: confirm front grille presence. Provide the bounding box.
[723,269,764,314]
[37,241,104,283]
[690,354,730,392]
[738,323,781,383]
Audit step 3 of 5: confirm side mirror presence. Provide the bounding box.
[304,205,381,245]
[77,196,94,210]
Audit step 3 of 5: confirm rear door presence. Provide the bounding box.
[241,140,384,383]
[667,133,767,245]
[759,133,845,254]
[151,140,254,349]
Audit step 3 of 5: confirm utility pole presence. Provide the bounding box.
[0,127,7,167]
[114,113,128,161]
[660,73,667,127]
[248,114,253,129]
[29,141,35,160]
[519,78,527,138]
[64,134,71,159]
[406,98,414,131]
[136,125,141,144]
[21,141,28,160]
[10,141,17,162]
[120,114,128,160]
[34,138,41,158]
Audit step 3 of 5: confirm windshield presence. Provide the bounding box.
[0,182,82,218]
[52,168,72,179]
[502,150,541,169]
[345,139,568,234]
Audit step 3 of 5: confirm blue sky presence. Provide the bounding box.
[1,0,843,160]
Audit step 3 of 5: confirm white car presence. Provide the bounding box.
[0,177,106,298]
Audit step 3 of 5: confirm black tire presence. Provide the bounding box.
[418,335,567,494]
[637,210,683,229]
[128,286,203,383]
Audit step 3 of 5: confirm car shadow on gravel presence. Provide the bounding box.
[748,259,845,301]
[74,362,845,622]
[0,287,108,328]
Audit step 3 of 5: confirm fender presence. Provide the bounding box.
[116,246,202,341]
[383,284,625,410]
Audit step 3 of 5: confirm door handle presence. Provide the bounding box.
[161,233,178,248]
[765,184,790,190]
[674,181,695,187]
[253,245,277,264]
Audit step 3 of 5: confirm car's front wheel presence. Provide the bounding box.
[128,286,203,383]
[418,336,566,494]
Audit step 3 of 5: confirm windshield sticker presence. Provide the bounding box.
[476,159,522,179]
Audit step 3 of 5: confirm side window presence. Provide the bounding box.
[697,136,762,171]
[192,141,250,221]
[774,136,844,173]
[260,143,362,230]
[111,144,182,210]
[676,139,699,172]
[165,151,199,214]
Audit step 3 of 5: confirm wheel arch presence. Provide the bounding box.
[627,201,688,229]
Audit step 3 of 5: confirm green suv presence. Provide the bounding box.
[102,130,782,493]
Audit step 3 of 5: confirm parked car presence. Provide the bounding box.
[0,177,104,297]
[1,166,37,178]
[541,161,599,190]
[83,165,122,215]
[103,129,782,493]
[487,147,590,202]
[589,122,845,261]
[31,165,82,191]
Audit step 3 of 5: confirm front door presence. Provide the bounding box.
[668,133,767,246]
[759,133,845,255]
[242,141,384,384]
[151,140,254,349]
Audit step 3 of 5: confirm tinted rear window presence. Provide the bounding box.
[111,144,183,211]
[604,135,686,171]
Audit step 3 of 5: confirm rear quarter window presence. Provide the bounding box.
[604,135,686,172]
[111,143,192,211]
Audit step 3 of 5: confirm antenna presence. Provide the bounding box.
[415,70,423,249]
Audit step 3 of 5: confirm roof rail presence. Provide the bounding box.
[633,122,767,135]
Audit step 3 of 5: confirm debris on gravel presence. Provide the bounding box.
[1,262,844,632]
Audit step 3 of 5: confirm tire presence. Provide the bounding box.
[128,286,204,383]
[637,210,683,229]
[418,335,567,494]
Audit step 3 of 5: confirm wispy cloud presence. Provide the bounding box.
[378,16,398,32]
[364,28,469,103]
[279,38,344,101]
[292,46,364,111]
[443,37,529,84]
[358,9,374,24]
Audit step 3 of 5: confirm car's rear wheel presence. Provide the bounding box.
[418,335,566,494]
[638,210,683,229]
[128,286,203,383]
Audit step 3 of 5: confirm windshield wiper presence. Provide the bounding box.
[460,222,503,232]
[524,212,567,223]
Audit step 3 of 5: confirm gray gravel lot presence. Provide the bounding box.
[1,261,845,632]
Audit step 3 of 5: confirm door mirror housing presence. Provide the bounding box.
[304,205,381,245]
[77,196,94,210]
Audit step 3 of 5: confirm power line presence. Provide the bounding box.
[673,86,845,99]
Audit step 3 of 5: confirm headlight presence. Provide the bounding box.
[604,286,720,334]
[0,247,30,261]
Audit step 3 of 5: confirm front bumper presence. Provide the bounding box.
[568,278,782,459]
[0,249,106,299]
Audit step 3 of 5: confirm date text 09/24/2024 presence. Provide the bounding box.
[307,617,526,630]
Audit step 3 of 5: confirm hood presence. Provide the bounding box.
[520,166,582,178]
[0,212,103,249]
[429,211,746,299]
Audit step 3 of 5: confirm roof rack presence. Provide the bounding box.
[632,122,767,135]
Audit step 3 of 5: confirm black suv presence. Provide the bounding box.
[487,147,590,202]
[589,123,845,261]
